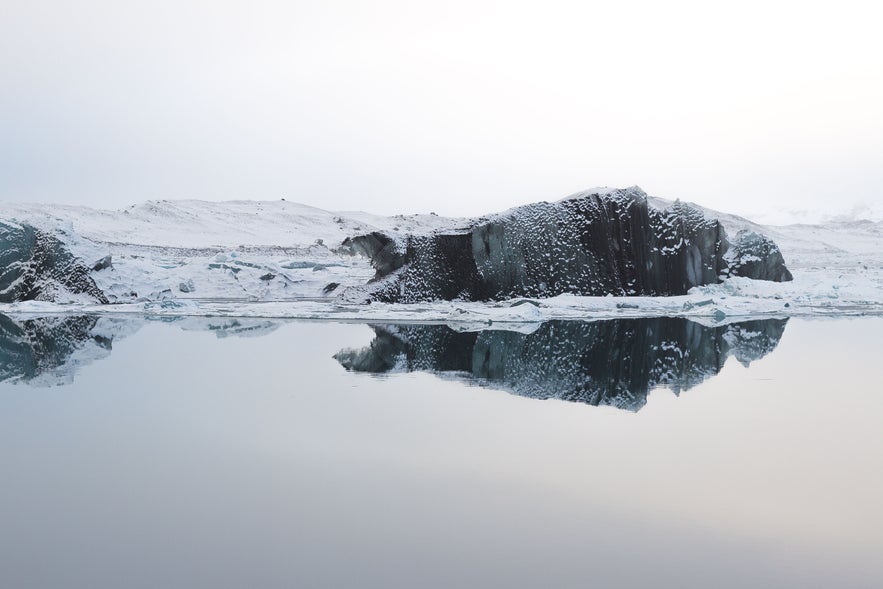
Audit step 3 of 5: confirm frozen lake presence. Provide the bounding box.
[0,315,881,588]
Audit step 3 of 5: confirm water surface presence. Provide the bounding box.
[0,315,880,588]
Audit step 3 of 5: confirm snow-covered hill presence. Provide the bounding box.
[0,188,880,321]
[0,198,465,304]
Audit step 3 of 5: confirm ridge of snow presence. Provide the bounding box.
[0,199,465,249]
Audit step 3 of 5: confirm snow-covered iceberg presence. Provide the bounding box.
[344,187,791,303]
[0,221,107,303]
[0,186,879,320]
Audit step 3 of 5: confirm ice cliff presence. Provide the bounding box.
[0,221,107,303]
[0,187,795,306]
[344,187,792,303]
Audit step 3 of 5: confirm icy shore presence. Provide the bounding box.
[0,189,880,322]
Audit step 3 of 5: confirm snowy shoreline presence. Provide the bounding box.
[0,290,879,325]
[1,191,880,321]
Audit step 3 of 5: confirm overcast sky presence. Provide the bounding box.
[2,0,881,221]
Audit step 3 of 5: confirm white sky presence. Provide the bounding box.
[2,0,882,221]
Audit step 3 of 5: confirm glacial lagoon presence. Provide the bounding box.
[0,315,881,588]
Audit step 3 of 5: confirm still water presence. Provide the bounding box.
[0,314,881,588]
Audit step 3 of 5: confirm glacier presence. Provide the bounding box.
[0,220,107,304]
[344,187,791,303]
[0,186,880,321]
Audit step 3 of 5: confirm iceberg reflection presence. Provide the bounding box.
[0,314,113,386]
[0,314,282,387]
[335,318,788,411]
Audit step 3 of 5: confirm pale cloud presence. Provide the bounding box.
[2,0,881,220]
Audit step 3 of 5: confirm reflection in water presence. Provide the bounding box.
[335,318,788,411]
[0,314,283,386]
[1,315,880,589]
[0,314,112,386]
[0,313,788,407]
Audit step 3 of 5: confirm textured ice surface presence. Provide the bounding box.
[347,187,792,303]
[0,221,107,304]
[0,188,880,320]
